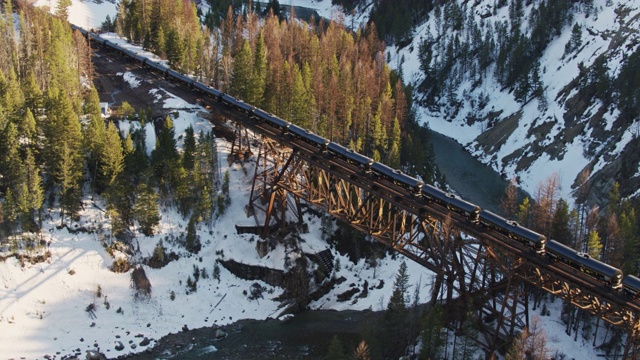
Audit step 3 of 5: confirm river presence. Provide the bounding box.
[122,310,382,359]
[428,130,516,213]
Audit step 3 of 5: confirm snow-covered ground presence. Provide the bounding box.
[2,1,626,358]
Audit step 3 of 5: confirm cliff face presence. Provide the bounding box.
[388,0,640,204]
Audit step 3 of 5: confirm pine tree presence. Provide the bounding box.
[620,208,639,275]
[420,304,446,360]
[3,188,17,239]
[58,142,83,223]
[182,126,196,171]
[383,261,410,358]
[151,115,178,190]
[230,39,253,101]
[153,240,165,264]
[517,197,531,227]
[454,306,480,360]
[165,28,185,68]
[326,335,347,360]
[551,198,572,245]
[84,85,102,122]
[22,71,42,115]
[24,149,44,230]
[386,118,402,168]
[586,230,602,259]
[99,122,124,189]
[134,182,160,236]
[185,214,201,254]
[601,213,622,266]
[0,122,23,193]
[290,64,310,127]
[248,31,267,107]
[21,108,37,144]
[222,169,230,206]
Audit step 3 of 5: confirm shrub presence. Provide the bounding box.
[111,258,131,273]
[248,283,267,301]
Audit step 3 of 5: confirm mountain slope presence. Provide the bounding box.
[388,0,640,203]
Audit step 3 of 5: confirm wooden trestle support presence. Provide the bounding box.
[244,137,640,359]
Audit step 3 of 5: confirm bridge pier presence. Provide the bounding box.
[248,138,305,240]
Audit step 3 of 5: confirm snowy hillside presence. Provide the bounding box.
[386,0,640,202]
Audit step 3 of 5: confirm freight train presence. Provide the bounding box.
[71,24,640,299]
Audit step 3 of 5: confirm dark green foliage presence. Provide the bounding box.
[615,46,640,124]
[326,335,348,360]
[186,275,197,293]
[263,0,284,20]
[151,116,179,196]
[152,240,165,265]
[381,261,411,358]
[551,199,572,245]
[400,111,436,183]
[454,307,480,360]
[133,182,161,236]
[182,126,196,171]
[420,304,446,360]
[564,23,582,55]
[248,282,267,301]
[368,0,432,45]
[185,215,201,254]
[213,262,220,281]
[230,39,253,101]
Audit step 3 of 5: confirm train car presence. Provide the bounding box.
[265,114,291,133]
[371,162,424,194]
[580,256,623,289]
[288,125,330,151]
[205,85,223,101]
[103,40,117,51]
[191,80,223,101]
[545,239,578,263]
[546,240,623,289]
[327,142,373,171]
[71,24,88,37]
[251,108,272,123]
[132,52,146,65]
[234,99,255,115]
[622,274,640,298]
[88,32,105,46]
[193,81,211,95]
[479,210,546,253]
[122,47,137,60]
[144,59,168,77]
[167,69,193,87]
[421,185,481,222]
[220,93,236,108]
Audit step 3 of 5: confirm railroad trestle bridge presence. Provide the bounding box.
[230,120,640,358]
